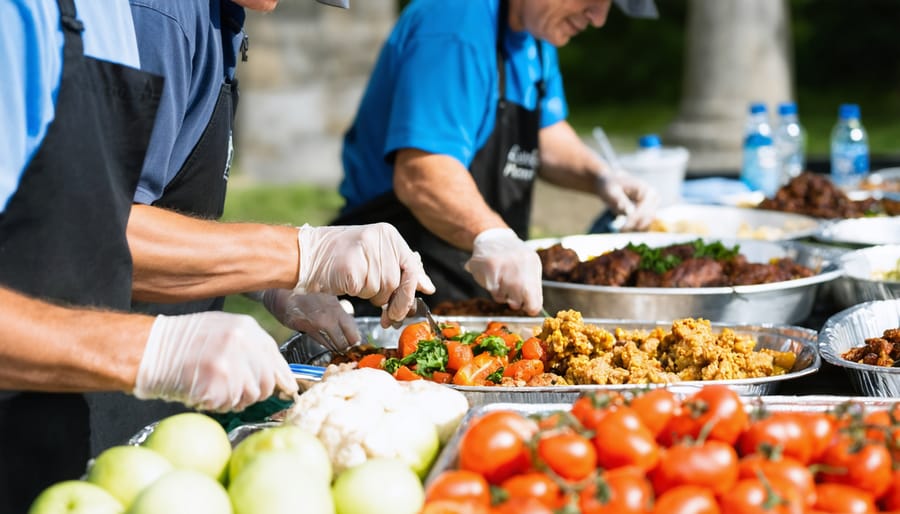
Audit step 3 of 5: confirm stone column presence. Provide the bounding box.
[665,0,793,175]
[235,1,396,185]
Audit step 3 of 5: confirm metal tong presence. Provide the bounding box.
[415,297,442,337]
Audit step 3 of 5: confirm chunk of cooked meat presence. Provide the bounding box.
[841,333,898,367]
[759,172,884,218]
[538,243,580,281]
[570,248,641,286]
[659,257,727,287]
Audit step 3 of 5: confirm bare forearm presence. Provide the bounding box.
[394,149,507,251]
[538,120,609,193]
[128,204,299,302]
[0,287,151,392]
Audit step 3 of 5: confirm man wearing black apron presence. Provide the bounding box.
[0,0,163,510]
[335,0,659,316]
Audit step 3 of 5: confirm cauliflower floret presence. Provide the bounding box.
[400,380,469,443]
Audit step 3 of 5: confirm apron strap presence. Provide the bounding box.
[56,0,84,57]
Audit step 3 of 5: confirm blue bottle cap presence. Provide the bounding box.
[778,102,798,116]
[749,102,767,114]
[839,103,860,120]
[638,134,662,148]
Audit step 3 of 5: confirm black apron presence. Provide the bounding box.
[95,4,242,455]
[0,0,163,511]
[332,0,543,313]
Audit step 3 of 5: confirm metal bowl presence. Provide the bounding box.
[831,245,900,308]
[819,299,900,397]
[529,233,842,324]
[283,316,820,405]
[814,216,900,246]
[650,204,821,241]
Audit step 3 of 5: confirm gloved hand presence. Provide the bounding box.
[258,289,360,353]
[464,228,543,315]
[295,223,436,328]
[595,172,660,231]
[133,312,298,413]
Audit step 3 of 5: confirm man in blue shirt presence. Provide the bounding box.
[337,0,659,315]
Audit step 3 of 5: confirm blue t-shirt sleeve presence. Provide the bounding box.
[130,4,192,205]
[539,42,568,128]
[384,35,492,168]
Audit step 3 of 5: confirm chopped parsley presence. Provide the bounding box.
[451,331,480,345]
[486,368,504,384]
[473,335,510,357]
[398,338,448,378]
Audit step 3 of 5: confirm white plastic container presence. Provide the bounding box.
[616,134,690,207]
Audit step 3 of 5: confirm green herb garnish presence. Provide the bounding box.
[382,357,401,374]
[691,239,740,260]
[626,242,683,273]
[474,335,510,357]
[452,331,479,345]
[398,339,448,378]
[486,368,504,384]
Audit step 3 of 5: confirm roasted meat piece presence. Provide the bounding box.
[842,337,894,367]
[537,243,580,281]
[570,248,641,286]
[658,257,726,287]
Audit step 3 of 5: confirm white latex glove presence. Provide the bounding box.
[259,289,360,352]
[133,312,298,413]
[464,228,543,315]
[295,223,436,328]
[595,172,660,231]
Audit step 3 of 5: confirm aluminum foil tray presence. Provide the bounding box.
[819,299,900,397]
[650,204,821,241]
[526,234,842,324]
[282,316,820,405]
[425,395,900,486]
[831,244,900,308]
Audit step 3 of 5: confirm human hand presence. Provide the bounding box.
[133,312,298,412]
[464,228,543,315]
[595,172,659,231]
[258,289,360,353]
[295,223,435,328]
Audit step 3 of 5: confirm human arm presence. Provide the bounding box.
[538,120,658,230]
[393,149,543,314]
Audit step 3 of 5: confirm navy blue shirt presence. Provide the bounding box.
[129,0,244,205]
[339,0,568,211]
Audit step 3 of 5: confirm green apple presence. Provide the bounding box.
[86,445,173,508]
[332,458,424,514]
[229,452,333,514]
[127,470,231,514]
[229,425,331,483]
[28,480,124,514]
[142,413,231,481]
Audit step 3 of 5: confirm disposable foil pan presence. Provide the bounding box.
[831,244,900,308]
[527,234,842,324]
[819,299,900,397]
[282,316,820,405]
[650,204,821,241]
[425,395,900,486]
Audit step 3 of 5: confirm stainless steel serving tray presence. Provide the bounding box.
[425,395,900,486]
[832,244,900,308]
[650,204,821,241]
[819,299,900,397]
[282,316,820,405]
[527,234,842,324]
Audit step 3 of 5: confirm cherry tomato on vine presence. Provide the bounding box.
[737,412,812,463]
[812,483,876,513]
[629,388,679,438]
[426,470,491,507]
[458,411,536,484]
[718,478,805,514]
[592,406,659,472]
[737,454,815,507]
[818,435,892,498]
[659,385,748,446]
[649,439,738,496]
[537,431,597,481]
[500,472,562,509]
[578,470,653,514]
[651,485,720,514]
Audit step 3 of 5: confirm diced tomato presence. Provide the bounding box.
[394,365,423,381]
[358,353,386,369]
[430,371,453,384]
[452,353,503,386]
[446,340,474,371]
[520,337,545,362]
[503,359,544,383]
[440,321,461,339]
[399,321,434,358]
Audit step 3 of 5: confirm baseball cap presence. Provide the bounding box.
[315,0,349,8]
[613,0,658,19]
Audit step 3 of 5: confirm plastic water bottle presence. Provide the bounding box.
[740,102,778,196]
[638,133,662,155]
[830,103,869,188]
[774,102,805,185]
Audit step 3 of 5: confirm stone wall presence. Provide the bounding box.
[235,1,396,185]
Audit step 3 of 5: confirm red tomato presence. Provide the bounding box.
[503,359,544,383]
[452,353,503,386]
[426,470,491,507]
[458,411,536,484]
[446,340,474,372]
[421,500,490,514]
[430,371,453,384]
[629,388,679,438]
[818,436,892,498]
[440,321,462,339]
[794,412,836,462]
[520,337,546,362]
[718,478,805,514]
[501,473,562,509]
[537,431,597,481]
[357,353,386,369]
[737,454,816,507]
[813,483,876,513]
[491,497,554,514]
[578,470,653,514]
[651,485,720,514]
[737,412,813,463]
[659,385,748,446]
[399,321,434,357]
[592,406,659,472]
[571,392,625,430]
[393,365,422,381]
[881,469,900,512]
[649,439,738,496]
